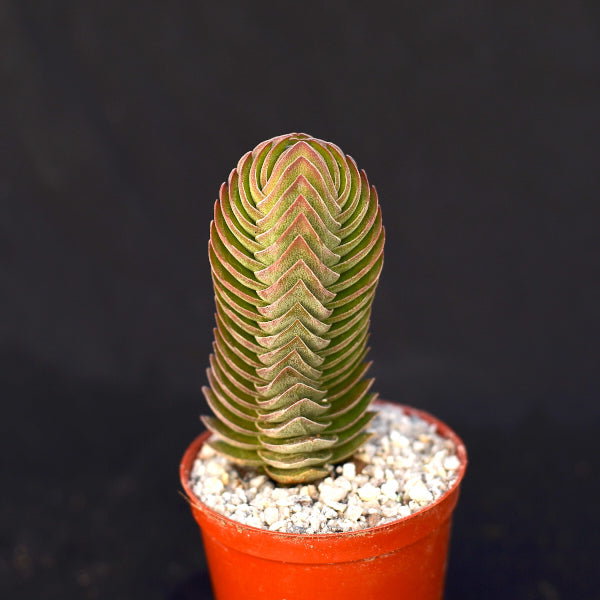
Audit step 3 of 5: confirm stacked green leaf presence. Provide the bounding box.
[202,133,385,484]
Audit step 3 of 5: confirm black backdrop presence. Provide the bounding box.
[3,1,599,599]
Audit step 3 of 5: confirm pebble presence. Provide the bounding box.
[320,482,349,504]
[345,500,363,522]
[249,475,268,488]
[202,477,224,495]
[263,506,279,526]
[190,403,460,534]
[357,483,380,502]
[342,462,356,479]
[380,479,399,500]
[405,479,434,504]
[276,495,299,507]
[381,503,399,518]
[269,520,287,531]
[443,455,460,471]
[324,499,346,512]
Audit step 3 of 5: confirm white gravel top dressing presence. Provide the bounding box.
[189,403,460,534]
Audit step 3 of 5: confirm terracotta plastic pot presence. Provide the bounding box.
[180,402,467,600]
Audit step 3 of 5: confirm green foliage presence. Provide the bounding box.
[201,133,384,483]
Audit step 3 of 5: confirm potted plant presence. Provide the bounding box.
[180,133,467,600]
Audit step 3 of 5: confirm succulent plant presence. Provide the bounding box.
[201,133,384,484]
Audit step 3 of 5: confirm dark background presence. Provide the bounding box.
[2,1,599,598]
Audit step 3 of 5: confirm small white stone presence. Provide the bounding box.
[190,460,205,478]
[309,515,322,530]
[203,477,224,495]
[406,479,434,504]
[291,512,309,526]
[380,479,399,500]
[249,475,267,489]
[338,519,355,531]
[324,499,346,512]
[306,484,319,500]
[390,431,410,448]
[322,506,337,519]
[269,520,287,531]
[354,473,369,486]
[199,444,216,459]
[206,461,226,477]
[424,461,446,479]
[372,466,385,480]
[395,456,414,469]
[443,455,460,471]
[246,515,263,528]
[319,484,348,504]
[311,502,324,515]
[346,502,363,521]
[234,503,252,514]
[334,476,352,492]
[342,462,356,479]
[357,483,380,502]
[276,496,299,507]
[263,506,279,526]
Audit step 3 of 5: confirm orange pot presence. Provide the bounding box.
[179,403,467,600]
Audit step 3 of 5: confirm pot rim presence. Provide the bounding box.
[180,400,467,541]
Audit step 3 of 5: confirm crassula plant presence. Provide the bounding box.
[201,133,384,484]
